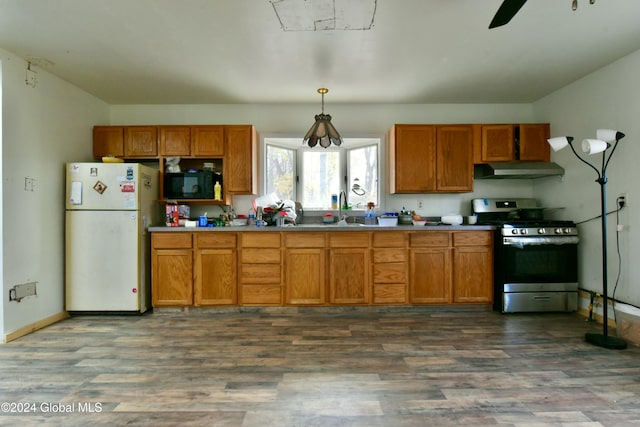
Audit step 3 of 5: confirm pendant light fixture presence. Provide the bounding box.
[303,88,343,148]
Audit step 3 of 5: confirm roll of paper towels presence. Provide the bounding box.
[441,214,463,225]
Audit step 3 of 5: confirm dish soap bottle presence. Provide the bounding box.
[214,181,222,201]
[365,202,376,225]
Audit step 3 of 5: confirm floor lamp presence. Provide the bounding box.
[548,129,627,350]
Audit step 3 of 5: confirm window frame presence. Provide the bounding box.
[261,135,385,214]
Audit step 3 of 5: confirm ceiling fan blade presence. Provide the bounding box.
[489,0,528,29]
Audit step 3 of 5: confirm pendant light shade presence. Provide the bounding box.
[303,88,343,148]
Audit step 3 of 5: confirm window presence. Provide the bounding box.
[264,137,380,211]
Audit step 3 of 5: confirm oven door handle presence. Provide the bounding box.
[503,236,580,246]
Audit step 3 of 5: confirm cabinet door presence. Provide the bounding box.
[453,247,493,303]
[124,126,158,158]
[390,125,436,193]
[195,248,237,305]
[93,126,124,158]
[519,124,550,162]
[409,248,451,304]
[481,125,514,162]
[159,126,191,156]
[192,125,225,157]
[436,125,473,192]
[329,248,369,304]
[152,248,193,306]
[225,125,256,194]
[285,248,325,305]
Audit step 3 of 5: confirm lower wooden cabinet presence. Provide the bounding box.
[151,229,493,307]
[372,232,408,304]
[409,231,493,304]
[152,233,193,306]
[239,232,282,305]
[284,233,326,305]
[328,233,369,304]
[452,231,493,303]
[194,233,237,305]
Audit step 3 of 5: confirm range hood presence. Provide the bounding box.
[474,162,565,179]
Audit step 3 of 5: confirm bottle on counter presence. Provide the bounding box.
[365,202,376,225]
[214,181,222,201]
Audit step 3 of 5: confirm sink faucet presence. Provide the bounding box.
[338,190,348,222]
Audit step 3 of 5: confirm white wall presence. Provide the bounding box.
[533,49,640,309]
[1,48,109,340]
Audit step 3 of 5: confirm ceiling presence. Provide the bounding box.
[1,0,640,105]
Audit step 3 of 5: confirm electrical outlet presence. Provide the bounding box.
[618,193,628,208]
[418,200,424,209]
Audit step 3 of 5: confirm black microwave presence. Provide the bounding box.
[164,171,215,199]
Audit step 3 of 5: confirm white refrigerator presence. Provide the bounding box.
[65,162,159,312]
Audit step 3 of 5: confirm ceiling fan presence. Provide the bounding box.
[489,0,596,29]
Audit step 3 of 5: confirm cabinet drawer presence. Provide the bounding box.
[197,233,237,248]
[372,232,406,248]
[410,232,450,247]
[240,264,281,284]
[453,231,492,247]
[241,233,281,248]
[284,232,325,248]
[373,263,406,283]
[373,248,406,263]
[373,284,406,304]
[328,232,369,248]
[152,233,193,249]
[240,284,282,304]
[241,248,281,264]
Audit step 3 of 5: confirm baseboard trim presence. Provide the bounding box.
[3,311,69,343]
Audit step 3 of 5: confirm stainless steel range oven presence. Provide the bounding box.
[472,198,579,313]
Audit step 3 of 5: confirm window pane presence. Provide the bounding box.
[266,144,295,200]
[301,150,340,209]
[348,145,378,209]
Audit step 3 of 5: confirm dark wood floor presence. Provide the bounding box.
[1,306,639,426]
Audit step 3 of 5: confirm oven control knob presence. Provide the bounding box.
[538,228,546,234]
[511,229,519,235]
[520,229,527,235]
[563,228,572,234]
[554,228,563,234]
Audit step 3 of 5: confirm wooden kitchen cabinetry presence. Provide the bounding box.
[223,125,257,195]
[93,125,158,159]
[150,229,493,308]
[389,124,473,193]
[409,232,452,304]
[408,231,493,304]
[371,232,407,304]
[239,232,282,304]
[477,123,550,163]
[159,125,226,157]
[93,126,125,158]
[452,231,493,303]
[152,233,193,306]
[328,232,370,304]
[194,233,237,305]
[284,233,326,305]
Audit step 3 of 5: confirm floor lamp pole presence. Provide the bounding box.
[584,173,627,349]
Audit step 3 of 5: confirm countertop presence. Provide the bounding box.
[148,224,496,232]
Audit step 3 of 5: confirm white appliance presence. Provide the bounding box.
[65,162,159,312]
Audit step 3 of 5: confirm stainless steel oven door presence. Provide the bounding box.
[500,238,578,283]
[495,237,578,312]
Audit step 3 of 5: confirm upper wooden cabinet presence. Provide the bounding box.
[93,126,125,158]
[389,124,473,194]
[224,125,257,195]
[476,123,550,163]
[93,125,158,159]
[125,126,158,158]
[159,126,191,157]
[158,125,225,157]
